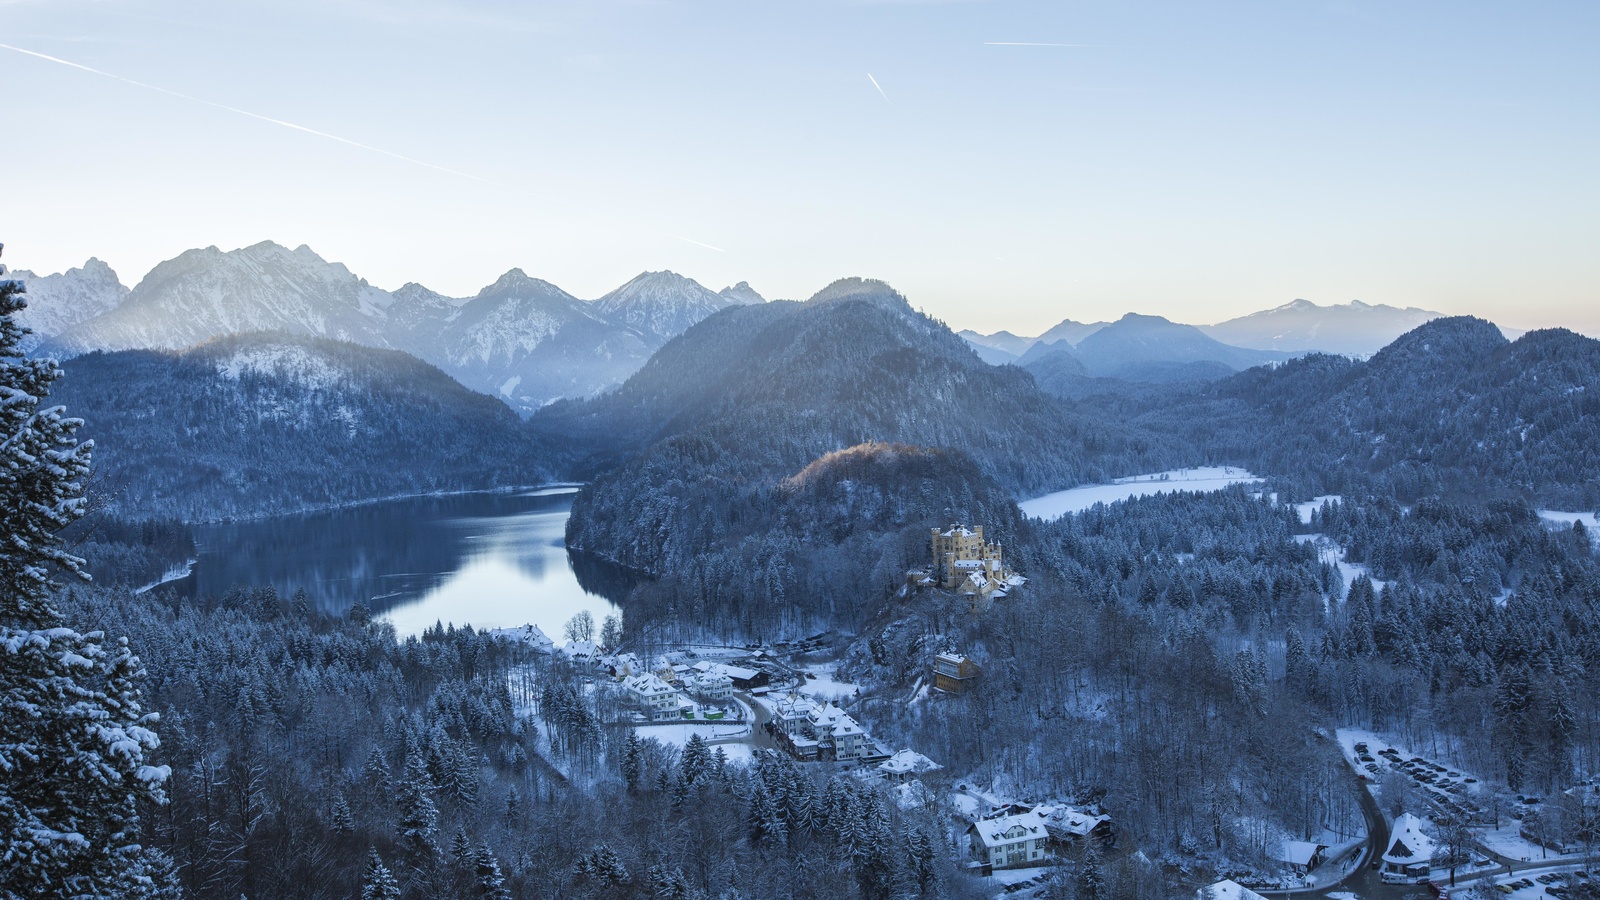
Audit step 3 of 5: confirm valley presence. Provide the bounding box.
[9,251,1600,900]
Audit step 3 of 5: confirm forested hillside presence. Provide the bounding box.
[1127,317,1600,508]
[536,278,1179,491]
[552,278,1194,632]
[53,333,548,520]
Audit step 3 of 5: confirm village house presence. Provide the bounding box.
[768,694,881,763]
[1197,880,1269,900]
[933,652,981,693]
[623,673,684,722]
[563,639,599,663]
[690,660,769,691]
[684,666,733,702]
[489,624,555,653]
[1040,805,1115,850]
[878,749,941,782]
[1379,812,1435,884]
[969,809,1050,870]
[1275,840,1327,875]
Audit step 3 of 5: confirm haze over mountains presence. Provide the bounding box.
[17,240,1524,418]
[33,241,763,415]
[7,257,128,352]
[962,298,1464,376]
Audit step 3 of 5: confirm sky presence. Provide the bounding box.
[2,0,1597,336]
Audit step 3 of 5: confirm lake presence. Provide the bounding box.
[180,487,631,638]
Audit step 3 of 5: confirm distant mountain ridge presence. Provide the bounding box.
[1200,298,1448,357]
[963,312,1286,381]
[40,241,763,415]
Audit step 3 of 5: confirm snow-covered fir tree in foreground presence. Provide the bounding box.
[0,243,176,898]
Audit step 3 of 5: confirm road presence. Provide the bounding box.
[1261,772,1439,900]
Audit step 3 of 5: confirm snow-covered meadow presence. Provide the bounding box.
[1021,467,1264,521]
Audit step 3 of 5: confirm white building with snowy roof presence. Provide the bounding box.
[623,673,683,721]
[1197,880,1268,900]
[1039,805,1114,847]
[1274,840,1327,874]
[489,624,555,652]
[879,749,941,781]
[969,809,1049,870]
[1380,812,1435,884]
[770,695,876,762]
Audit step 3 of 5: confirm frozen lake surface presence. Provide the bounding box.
[1021,467,1264,521]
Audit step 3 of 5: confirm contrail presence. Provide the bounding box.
[866,72,889,102]
[983,42,1095,47]
[0,42,502,188]
[671,235,725,253]
[4,42,733,257]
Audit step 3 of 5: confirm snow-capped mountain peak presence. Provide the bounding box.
[53,240,394,353]
[8,257,129,351]
[593,270,734,342]
[718,281,767,306]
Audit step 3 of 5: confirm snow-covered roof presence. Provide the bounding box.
[971,810,1047,849]
[1041,806,1110,838]
[830,716,863,737]
[1383,813,1435,865]
[564,639,598,658]
[1198,880,1268,900]
[489,624,554,649]
[623,673,677,698]
[879,749,941,776]
[1278,840,1325,867]
[935,652,968,665]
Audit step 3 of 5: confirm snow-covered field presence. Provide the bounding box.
[1479,822,1555,862]
[1539,510,1598,542]
[1020,467,1263,521]
[796,665,861,703]
[634,722,752,746]
[1295,534,1385,600]
[1294,495,1344,525]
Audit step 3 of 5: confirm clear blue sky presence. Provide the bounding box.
[3,0,1597,335]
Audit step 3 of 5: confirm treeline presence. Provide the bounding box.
[64,515,196,588]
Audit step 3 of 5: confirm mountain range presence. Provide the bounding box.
[550,277,1181,575]
[15,243,1520,417]
[961,299,1460,376]
[29,241,764,415]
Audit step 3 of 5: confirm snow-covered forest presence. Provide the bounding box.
[7,248,1600,899]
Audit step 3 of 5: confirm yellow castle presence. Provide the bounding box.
[931,524,1023,598]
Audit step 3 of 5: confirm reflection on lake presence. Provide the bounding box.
[185,487,632,638]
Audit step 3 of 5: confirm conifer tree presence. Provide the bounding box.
[396,750,440,864]
[0,243,173,897]
[331,793,355,835]
[621,730,643,794]
[361,848,401,900]
[474,842,512,900]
